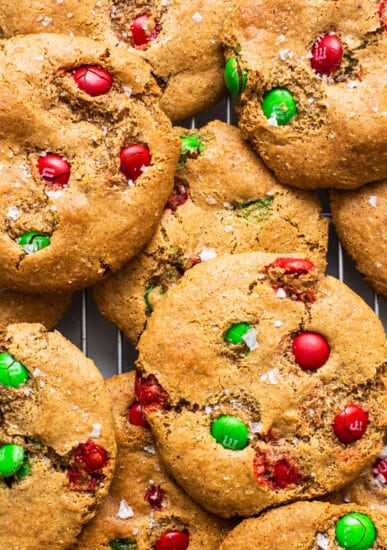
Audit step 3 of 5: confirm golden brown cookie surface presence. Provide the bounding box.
[330,180,387,299]
[136,252,387,518]
[93,120,328,344]
[0,0,234,121]
[0,323,116,550]
[219,501,387,549]
[221,0,387,189]
[75,371,230,549]
[0,33,179,293]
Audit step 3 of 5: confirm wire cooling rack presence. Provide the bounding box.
[56,97,387,378]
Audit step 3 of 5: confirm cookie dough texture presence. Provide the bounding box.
[0,0,234,121]
[0,290,72,328]
[0,33,180,293]
[0,323,116,550]
[219,501,387,549]
[93,120,328,344]
[330,180,387,299]
[222,0,387,189]
[136,252,387,518]
[75,371,230,549]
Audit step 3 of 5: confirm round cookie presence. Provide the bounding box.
[0,323,116,549]
[0,0,234,121]
[92,120,328,344]
[221,0,387,189]
[136,252,387,518]
[0,33,180,293]
[219,501,387,549]
[330,180,387,299]
[75,371,231,549]
[0,289,72,329]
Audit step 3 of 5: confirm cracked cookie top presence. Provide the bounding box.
[0,0,235,121]
[0,33,180,293]
[0,322,116,549]
[92,120,328,344]
[75,371,230,549]
[219,501,387,549]
[136,252,387,518]
[221,0,387,189]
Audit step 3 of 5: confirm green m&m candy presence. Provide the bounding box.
[16,231,50,254]
[109,539,137,550]
[179,134,204,162]
[224,56,247,96]
[0,444,25,477]
[211,415,249,450]
[144,285,164,312]
[0,352,29,387]
[225,322,251,345]
[262,88,297,125]
[335,512,377,550]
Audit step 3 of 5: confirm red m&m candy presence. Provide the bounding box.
[372,456,387,484]
[128,402,150,429]
[120,145,151,181]
[266,257,316,274]
[131,14,160,48]
[333,405,368,444]
[37,154,70,186]
[154,531,189,550]
[292,332,330,370]
[72,65,113,96]
[311,34,343,75]
[144,484,167,510]
[273,458,301,489]
[74,440,109,473]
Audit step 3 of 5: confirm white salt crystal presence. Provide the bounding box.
[117,500,134,519]
[199,247,217,262]
[276,288,287,299]
[90,423,102,438]
[368,195,377,208]
[192,12,203,22]
[242,327,258,351]
[316,532,329,549]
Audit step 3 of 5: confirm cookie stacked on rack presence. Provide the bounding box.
[0,0,385,548]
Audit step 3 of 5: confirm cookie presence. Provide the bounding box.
[92,120,328,344]
[0,289,72,329]
[328,440,387,512]
[330,180,387,299]
[0,323,116,549]
[136,252,387,518]
[0,1,234,121]
[75,371,230,549]
[219,501,387,549]
[0,33,180,293]
[221,0,387,189]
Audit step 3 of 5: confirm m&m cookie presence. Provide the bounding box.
[93,121,328,344]
[0,0,235,121]
[219,501,387,549]
[221,0,387,189]
[0,34,179,293]
[136,252,386,517]
[0,323,116,548]
[75,372,230,549]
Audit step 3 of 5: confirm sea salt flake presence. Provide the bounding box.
[279,34,286,42]
[23,387,34,396]
[343,493,351,502]
[242,327,258,351]
[35,55,45,61]
[267,114,278,127]
[33,368,47,377]
[375,262,382,269]
[223,202,234,210]
[56,0,64,3]
[7,206,19,220]
[205,195,217,205]
[117,500,134,519]
[250,422,263,433]
[260,368,279,384]
[192,12,203,22]
[379,446,387,459]
[41,16,53,26]
[123,86,133,96]
[368,195,377,208]
[224,225,233,233]
[316,532,330,549]
[67,12,73,18]
[144,445,156,455]
[90,423,102,438]
[274,320,283,327]
[276,288,287,299]
[199,247,217,262]
[347,80,359,90]
[204,406,212,414]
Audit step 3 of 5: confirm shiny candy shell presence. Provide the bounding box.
[311,34,343,75]
[0,352,29,387]
[16,232,51,254]
[333,405,368,444]
[372,456,387,484]
[292,332,330,370]
[335,513,376,550]
[211,415,249,450]
[262,88,297,125]
[37,154,71,186]
[128,402,150,429]
[0,444,25,477]
[154,531,189,550]
[109,539,137,550]
[131,14,160,48]
[120,144,151,182]
[74,440,109,473]
[72,65,113,97]
[224,56,247,96]
[225,322,250,345]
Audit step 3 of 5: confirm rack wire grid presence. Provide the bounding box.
[56,97,387,378]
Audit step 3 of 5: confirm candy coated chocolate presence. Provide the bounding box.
[262,88,297,125]
[311,34,343,75]
[0,352,29,387]
[0,444,25,477]
[225,322,250,345]
[16,231,50,253]
[154,531,189,550]
[109,539,137,550]
[292,332,330,370]
[72,65,113,96]
[120,145,151,182]
[128,402,150,429]
[37,154,71,186]
[131,14,160,48]
[224,56,247,96]
[211,415,249,450]
[335,512,376,550]
[333,405,368,444]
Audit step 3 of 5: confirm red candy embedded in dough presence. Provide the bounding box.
[37,154,71,186]
[311,34,343,75]
[128,402,150,429]
[372,456,387,484]
[292,332,330,370]
[154,531,189,550]
[131,14,161,48]
[333,405,368,444]
[144,484,167,510]
[120,144,151,181]
[266,257,316,274]
[135,371,171,412]
[164,178,190,212]
[74,440,109,473]
[72,65,113,96]
[253,451,301,489]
